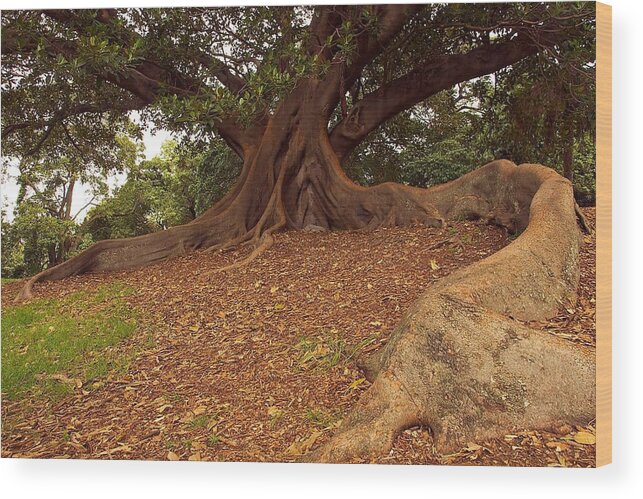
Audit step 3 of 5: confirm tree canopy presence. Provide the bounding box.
[2,3,595,161]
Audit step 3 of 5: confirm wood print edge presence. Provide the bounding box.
[596,0,612,467]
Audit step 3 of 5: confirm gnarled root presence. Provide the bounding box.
[305,371,421,463]
[306,299,595,463]
[14,222,215,302]
[305,161,596,463]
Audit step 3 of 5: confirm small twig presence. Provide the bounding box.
[574,202,592,234]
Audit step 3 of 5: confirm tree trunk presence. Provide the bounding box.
[15,80,445,300]
[47,243,58,268]
[563,131,574,183]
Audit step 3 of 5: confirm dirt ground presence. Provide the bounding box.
[1,209,596,466]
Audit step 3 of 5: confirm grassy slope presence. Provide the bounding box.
[1,282,138,401]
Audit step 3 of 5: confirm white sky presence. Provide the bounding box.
[1,127,173,222]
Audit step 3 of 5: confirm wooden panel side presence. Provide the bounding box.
[596,1,612,467]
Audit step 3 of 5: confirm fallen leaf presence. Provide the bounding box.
[573,431,596,445]
[167,451,180,461]
[348,378,366,390]
[268,406,284,419]
[286,431,321,455]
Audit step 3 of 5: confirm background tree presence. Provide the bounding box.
[83,138,242,241]
[468,36,596,204]
[344,90,488,188]
[1,130,141,277]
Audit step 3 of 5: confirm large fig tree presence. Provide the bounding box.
[1,3,597,462]
[2,3,593,291]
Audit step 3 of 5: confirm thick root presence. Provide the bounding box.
[307,161,596,463]
[302,372,420,463]
[14,217,233,302]
[210,221,285,274]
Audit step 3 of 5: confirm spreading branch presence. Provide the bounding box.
[329,31,559,161]
[2,97,147,140]
[318,4,424,116]
[6,10,253,153]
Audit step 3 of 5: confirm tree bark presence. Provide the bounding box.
[304,161,594,463]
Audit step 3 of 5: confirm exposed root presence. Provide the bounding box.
[209,221,285,274]
[426,236,465,251]
[302,371,420,463]
[575,201,593,234]
[204,231,254,254]
[306,161,596,463]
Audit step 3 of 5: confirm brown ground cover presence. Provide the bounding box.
[1,209,596,466]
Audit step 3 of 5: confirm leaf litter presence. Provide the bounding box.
[1,210,596,466]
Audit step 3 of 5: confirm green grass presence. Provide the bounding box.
[304,408,342,429]
[1,282,138,401]
[1,277,19,284]
[189,414,211,429]
[295,331,378,371]
[296,334,346,369]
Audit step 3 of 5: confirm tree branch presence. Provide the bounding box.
[2,97,147,140]
[329,33,554,161]
[72,194,97,221]
[306,5,349,61]
[318,4,424,118]
[36,10,251,152]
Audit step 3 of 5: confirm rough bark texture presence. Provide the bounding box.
[304,161,595,463]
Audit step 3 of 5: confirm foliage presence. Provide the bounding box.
[466,38,596,203]
[189,142,243,216]
[2,4,595,149]
[1,282,137,401]
[345,92,488,188]
[83,138,242,242]
[1,209,26,278]
[7,201,77,276]
[1,135,142,278]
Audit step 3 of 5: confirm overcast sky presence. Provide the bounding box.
[1,127,173,222]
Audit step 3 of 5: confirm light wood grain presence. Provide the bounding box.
[596,1,612,467]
